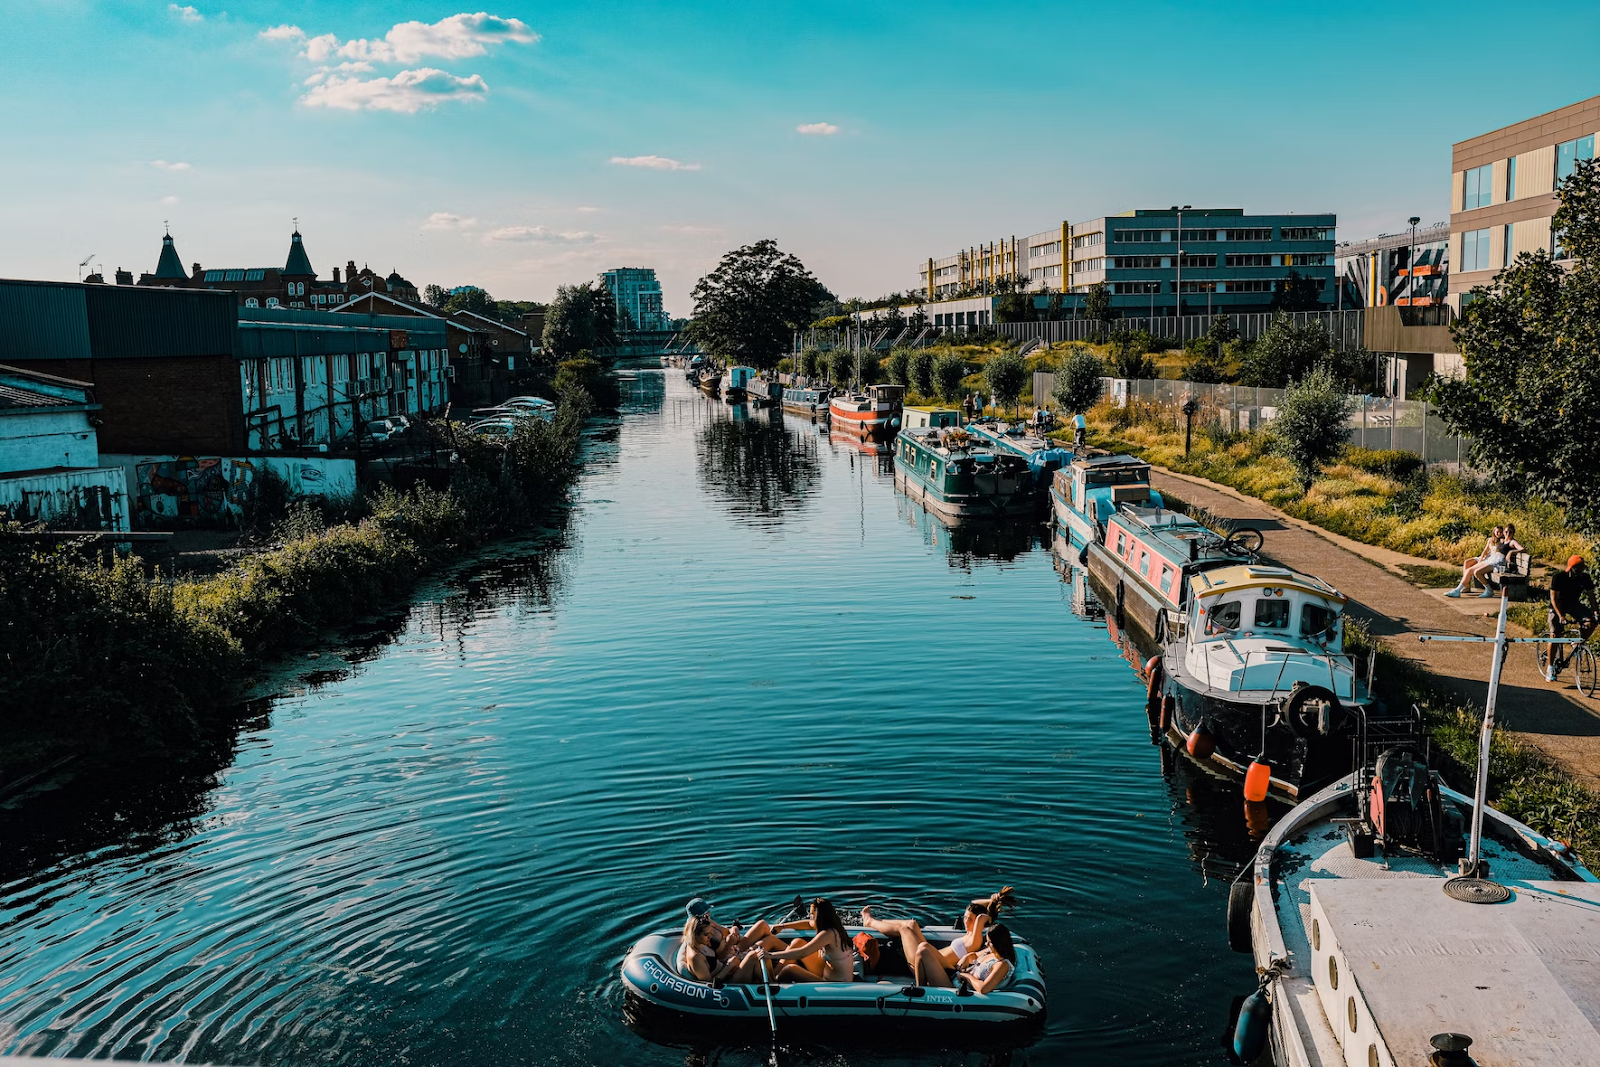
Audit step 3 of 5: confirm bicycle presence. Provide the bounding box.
[1536,627,1599,697]
[1195,526,1264,560]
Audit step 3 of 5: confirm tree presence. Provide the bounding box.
[995,289,1036,323]
[553,353,620,410]
[828,348,855,386]
[1431,156,1600,532]
[1084,282,1115,327]
[1271,269,1324,312]
[1237,313,1333,387]
[1183,315,1238,383]
[689,240,834,369]
[590,280,620,349]
[886,348,912,386]
[1107,327,1157,379]
[933,353,967,403]
[1043,291,1064,322]
[1053,345,1105,414]
[796,348,821,379]
[909,349,935,397]
[984,350,1028,415]
[1272,366,1350,489]
[543,283,598,358]
[854,348,880,387]
[907,302,928,330]
[423,283,449,308]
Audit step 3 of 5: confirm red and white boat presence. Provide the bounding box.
[827,384,904,438]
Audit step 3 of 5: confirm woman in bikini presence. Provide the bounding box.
[677,914,768,984]
[759,898,856,983]
[940,887,1015,968]
[860,887,1018,988]
[953,924,1017,994]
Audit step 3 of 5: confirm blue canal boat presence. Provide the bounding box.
[893,425,1034,520]
[782,384,831,419]
[962,420,1073,488]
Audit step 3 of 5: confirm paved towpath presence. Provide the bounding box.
[1149,466,1600,789]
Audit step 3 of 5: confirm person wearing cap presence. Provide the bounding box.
[1545,555,1598,680]
[682,897,802,962]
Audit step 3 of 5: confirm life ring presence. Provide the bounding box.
[1284,684,1344,739]
[1144,658,1164,728]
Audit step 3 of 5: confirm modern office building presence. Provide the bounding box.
[918,208,1337,319]
[601,267,670,331]
[1336,223,1450,308]
[1449,93,1600,309]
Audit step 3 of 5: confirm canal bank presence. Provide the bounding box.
[0,368,1260,1067]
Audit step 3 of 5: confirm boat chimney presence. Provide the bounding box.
[1429,1032,1476,1067]
[1189,538,1198,562]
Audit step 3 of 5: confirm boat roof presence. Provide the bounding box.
[1189,564,1345,603]
[904,406,957,416]
[1072,453,1148,470]
[1106,506,1216,568]
[1312,878,1600,1062]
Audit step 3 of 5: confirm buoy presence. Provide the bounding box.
[1160,694,1174,731]
[1244,758,1272,803]
[1186,722,1215,759]
[1144,659,1164,729]
[1243,800,1270,841]
[1232,985,1273,1063]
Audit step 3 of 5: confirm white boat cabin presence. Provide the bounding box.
[1181,565,1359,700]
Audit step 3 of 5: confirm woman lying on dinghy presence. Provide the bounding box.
[758,897,856,983]
[861,905,1017,992]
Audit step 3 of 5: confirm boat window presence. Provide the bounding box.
[1139,551,1150,577]
[1159,567,1174,595]
[930,461,939,479]
[1254,599,1290,628]
[1208,600,1241,633]
[1301,602,1338,640]
[1115,531,1125,555]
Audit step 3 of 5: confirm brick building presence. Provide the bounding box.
[335,292,525,408]
[138,228,420,311]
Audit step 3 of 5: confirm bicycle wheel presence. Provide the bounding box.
[1226,528,1265,555]
[1575,644,1598,698]
[1537,641,1553,679]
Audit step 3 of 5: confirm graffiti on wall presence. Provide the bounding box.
[131,455,358,528]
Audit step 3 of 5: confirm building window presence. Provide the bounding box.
[1282,253,1328,266]
[1223,228,1273,242]
[1460,228,1492,272]
[1504,223,1514,267]
[334,354,350,383]
[266,297,280,308]
[1179,229,1219,243]
[1179,281,1221,293]
[1071,257,1105,273]
[1110,255,1170,269]
[245,297,259,308]
[1281,226,1333,241]
[1112,281,1163,294]
[1462,164,1493,209]
[1557,135,1595,183]
[1071,232,1103,249]
[1506,156,1517,201]
[1225,253,1274,267]
[1114,229,1171,243]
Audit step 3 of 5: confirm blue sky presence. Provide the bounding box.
[4,1,1599,315]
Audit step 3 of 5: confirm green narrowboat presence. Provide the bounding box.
[893,425,1033,519]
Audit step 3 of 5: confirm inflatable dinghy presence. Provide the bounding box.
[621,925,1046,1028]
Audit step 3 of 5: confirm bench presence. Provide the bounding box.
[1488,550,1532,601]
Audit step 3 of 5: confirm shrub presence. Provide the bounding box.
[983,349,1029,414]
[1342,447,1425,481]
[1107,328,1157,379]
[1052,345,1105,414]
[854,348,881,387]
[909,349,935,397]
[553,355,620,409]
[933,354,968,403]
[1272,365,1351,489]
[776,357,794,374]
[796,349,820,378]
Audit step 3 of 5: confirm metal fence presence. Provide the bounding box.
[1031,372,1472,469]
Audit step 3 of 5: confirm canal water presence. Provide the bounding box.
[0,368,1263,1066]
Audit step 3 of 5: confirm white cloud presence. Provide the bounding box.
[150,159,192,171]
[486,226,597,244]
[263,13,536,63]
[169,4,202,22]
[609,155,701,172]
[660,224,721,235]
[796,122,839,136]
[574,205,603,214]
[161,195,181,205]
[301,69,490,113]
[423,212,477,231]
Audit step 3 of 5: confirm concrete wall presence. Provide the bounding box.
[0,408,99,472]
[101,453,357,528]
[0,466,130,531]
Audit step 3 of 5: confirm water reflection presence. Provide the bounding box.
[695,402,820,524]
[895,493,1045,570]
[825,426,895,476]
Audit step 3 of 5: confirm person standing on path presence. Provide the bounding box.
[1071,411,1088,453]
[1546,556,1600,680]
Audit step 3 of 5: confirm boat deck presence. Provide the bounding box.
[1269,786,1599,1065]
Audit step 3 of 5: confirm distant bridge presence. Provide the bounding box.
[603,329,702,358]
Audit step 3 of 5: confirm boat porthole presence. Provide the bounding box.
[1312,919,1320,950]
[649,983,659,993]
[799,996,807,1010]
[1348,996,1358,1031]
[954,1004,962,1014]
[1368,1044,1379,1067]
[1328,956,1339,990]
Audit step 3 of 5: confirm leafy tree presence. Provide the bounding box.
[1182,318,1237,383]
[1272,365,1350,489]
[590,280,620,348]
[1084,282,1115,326]
[1042,291,1064,322]
[983,350,1029,415]
[796,348,821,378]
[854,348,880,386]
[886,348,912,386]
[828,348,855,386]
[552,354,620,410]
[423,283,449,308]
[1052,345,1105,414]
[909,349,935,397]
[1237,313,1333,387]
[995,289,1036,323]
[1431,156,1600,532]
[543,284,599,358]
[933,353,967,403]
[1107,327,1157,379]
[689,240,833,369]
[907,302,928,330]
[1271,269,1324,312]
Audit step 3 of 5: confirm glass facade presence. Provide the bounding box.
[1462,164,1493,209]
[1460,228,1492,272]
[1557,135,1595,182]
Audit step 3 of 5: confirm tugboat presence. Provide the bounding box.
[1151,562,1375,798]
[828,383,905,439]
[782,384,832,419]
[1224,596,1600,1066]
[893,424,1034,520]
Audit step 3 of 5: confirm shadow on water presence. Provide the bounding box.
[696,402,821,524]
[894,494,1046,571]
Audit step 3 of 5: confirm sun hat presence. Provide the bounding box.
[685,897,711,918]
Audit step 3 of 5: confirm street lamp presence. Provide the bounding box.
[1171,204,1191,331]
[1407,216,1421,307]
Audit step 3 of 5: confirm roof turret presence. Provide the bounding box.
[154,233,187,279]
[283,230,315,277]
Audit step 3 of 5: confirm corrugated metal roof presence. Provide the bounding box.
[0,382,75,408]
[0,281,92,361]
[0,279,236,361]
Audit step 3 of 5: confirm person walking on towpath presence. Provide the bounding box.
[1071,411,1088,452]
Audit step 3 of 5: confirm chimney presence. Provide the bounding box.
[332,267,341,284]
[347,259,358,278]
[192,262,202,277]
[115,268,134,286]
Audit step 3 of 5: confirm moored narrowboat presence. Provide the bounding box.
[829,384,904,438]
[964,420,1073,488]
[720,365,756,402]
[782,384,832,419]
[893,426,1034,519]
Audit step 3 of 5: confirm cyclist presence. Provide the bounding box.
[1544,555,1599,681]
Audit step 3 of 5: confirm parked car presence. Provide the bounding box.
[501,396,556,412]
[361,417,398,444]
[472,403,553,423]
[464,418,518,439]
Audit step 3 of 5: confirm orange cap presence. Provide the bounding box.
[1570,555,1586,569]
